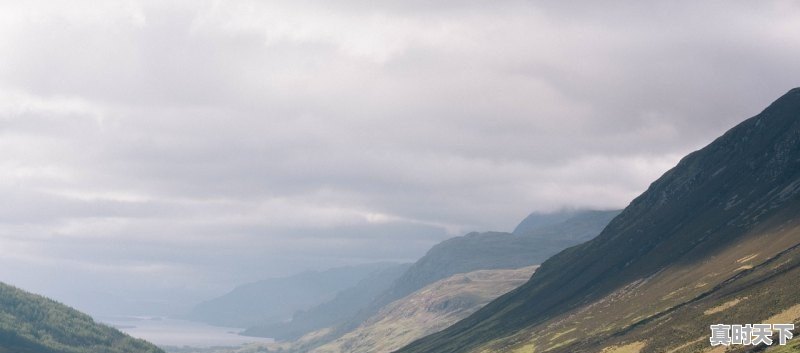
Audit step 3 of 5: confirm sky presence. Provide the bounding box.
[0,0,799,316]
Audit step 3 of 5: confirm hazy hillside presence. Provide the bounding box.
[242,263,412,340]
[186,263,398,328]
[310,266,537,353]
[372,209,619,314]
[511,209,583,235]
[396,88,800,353]
[229,209,617,353]
[248,209,618,350]
[0,282,163,353]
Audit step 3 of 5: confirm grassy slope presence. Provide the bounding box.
[311,266,537,353]
[476,210,800,353]
[395,88,800,353]
[0,282,163,353]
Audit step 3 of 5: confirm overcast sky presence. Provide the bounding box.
[1,0,799,315]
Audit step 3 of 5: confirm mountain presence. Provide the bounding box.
[373,209,620,313]
[186,262,398,328]
[0,281,163,353]
[235,209,617,352]
[261,209,618,350]
[511,209,583,235]
[310,266,537,353]
[242,263,412,340]
[396,88,800,353]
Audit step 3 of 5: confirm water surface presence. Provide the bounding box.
[101,316,274,348]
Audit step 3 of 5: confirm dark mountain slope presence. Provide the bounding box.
[186,262,397,328]
[0,282,163,353]
[396,88,800,353]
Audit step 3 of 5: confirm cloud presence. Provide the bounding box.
[0,0,798,315]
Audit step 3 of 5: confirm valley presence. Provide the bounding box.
[1,4,796,352]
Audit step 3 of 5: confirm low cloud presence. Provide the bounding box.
[0,0,798,315]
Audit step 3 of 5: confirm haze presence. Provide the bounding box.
[0,0,799,316]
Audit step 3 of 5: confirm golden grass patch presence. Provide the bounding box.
[665,337,706,353]
[703,297,747,315]
[704,345,729,353]
[511,343,536,353]
[549,327,576,341]
[737,253,759,263]
[765,303,800,325]
[600,341,646,353]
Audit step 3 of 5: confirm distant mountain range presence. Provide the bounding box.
[185,262,401,329]
[362,209,621,323]
[242,263,412,339]
[512,209,589,235]
[396,89,800,353]
[6,89,798,353]
[227,208,618,353]
[0,281,163,353]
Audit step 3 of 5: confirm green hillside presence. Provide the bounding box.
[396,89,800,353]
[0,282,163,353]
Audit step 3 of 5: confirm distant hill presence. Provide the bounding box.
[370,209,620,317]
[241,263,411,340]
[0,281,163,353]
[256,209,619,349]
[511,209,583,235]
[186,263,398,328]
[310,266,537,353]
[396,89,800,353]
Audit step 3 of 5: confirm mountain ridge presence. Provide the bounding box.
[0,281,164,353]
[242,263,412,340]
[325,209,620,343]
[373,209,621,315]
[396,87,800,353]
[186,262,399,328]
[308,266,538,353]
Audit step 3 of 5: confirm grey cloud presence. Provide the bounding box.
[0,0,798,315]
